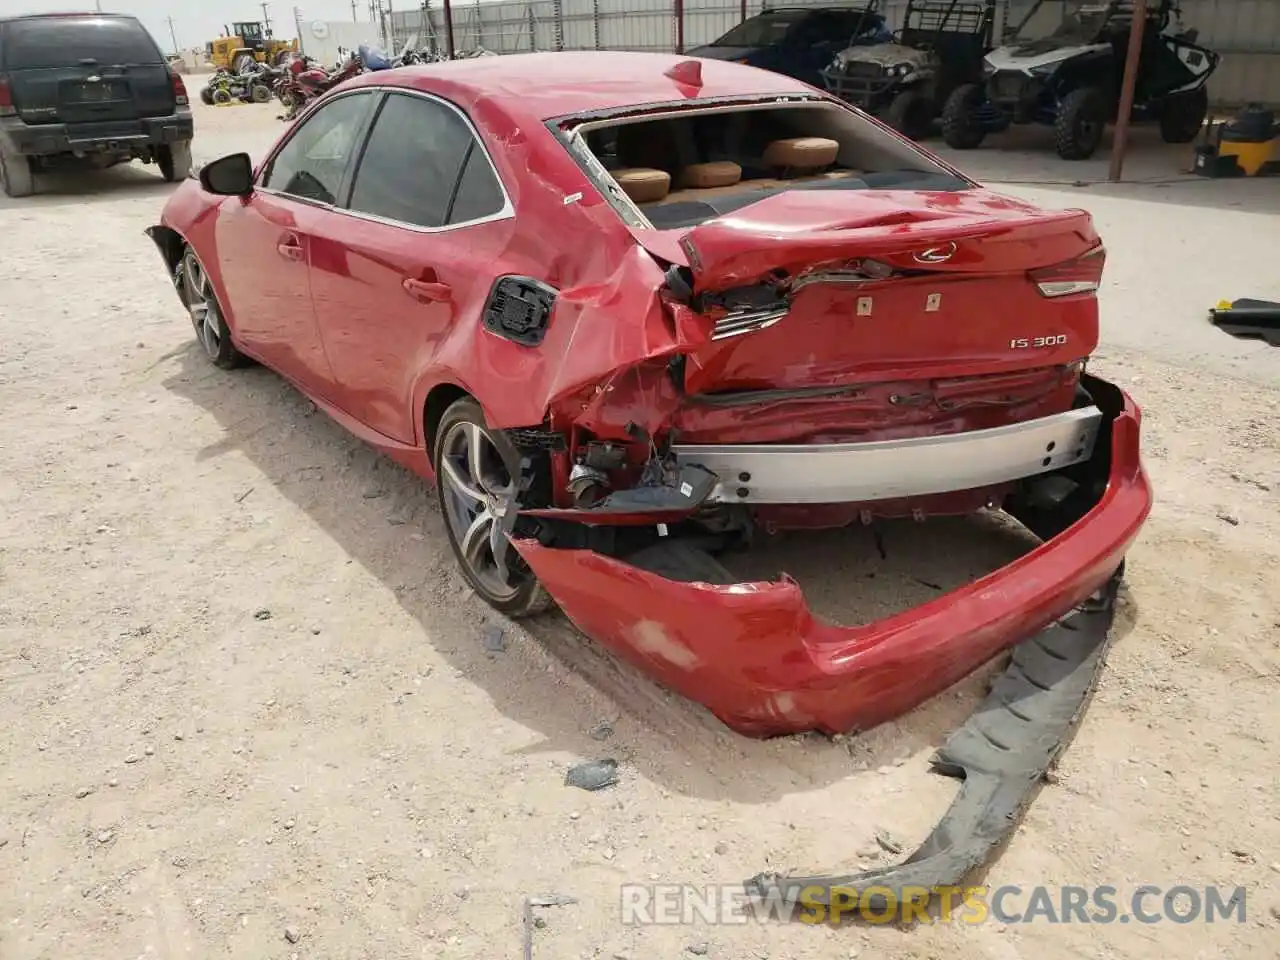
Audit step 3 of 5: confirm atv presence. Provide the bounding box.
[821,0,996,140]
[941,0,1219,160]
[200,68,253,106]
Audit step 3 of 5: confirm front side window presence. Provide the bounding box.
[347,92,504,229]
[262,93,372,205]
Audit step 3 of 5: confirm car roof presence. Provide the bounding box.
[342,51,820,122]
[0,12,142,24]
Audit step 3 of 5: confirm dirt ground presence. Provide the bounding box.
[1,88,1277,960]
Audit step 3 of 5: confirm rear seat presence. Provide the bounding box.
[608,136,844,208]
[653,171,857,206]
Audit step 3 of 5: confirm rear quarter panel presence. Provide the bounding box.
[407,92,655,441]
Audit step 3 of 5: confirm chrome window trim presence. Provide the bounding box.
[256,84,515,235]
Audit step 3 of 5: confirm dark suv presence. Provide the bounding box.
[0,13,194,197]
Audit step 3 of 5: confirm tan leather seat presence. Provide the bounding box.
[655,170,857,207]
[612,167,671,203]
[677,161,742,189]
[762,137,839,174]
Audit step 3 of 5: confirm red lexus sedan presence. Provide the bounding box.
[147,51,1151,738]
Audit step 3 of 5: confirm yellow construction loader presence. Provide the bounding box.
[208,22,298,73]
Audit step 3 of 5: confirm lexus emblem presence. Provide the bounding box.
[913,242,957,264]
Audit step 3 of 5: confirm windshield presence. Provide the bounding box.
[1010,1,1112,45]
[711,11,807,47]
[2,16,162,70]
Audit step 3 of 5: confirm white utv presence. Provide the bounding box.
[940,0,1218,160]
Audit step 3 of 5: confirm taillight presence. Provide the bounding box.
[169,69,189,107]
[0,78,14,117]
[1029,244,1106,298]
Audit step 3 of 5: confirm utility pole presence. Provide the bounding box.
[351,0,359,22]
[260,2,274,36]
[166,15,180,55]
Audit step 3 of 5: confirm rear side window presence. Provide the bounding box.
[2,16,163,70]
[448,149,505,225]
[347,92,504,229]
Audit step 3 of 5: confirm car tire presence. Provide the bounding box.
[1054,86,1107,160]
[0,149,35,198]
[200,87,215,105]
[1159,87,1208,143]
[433,397,552,619]
[250,83,272,103]
[158,141,193,182]
[885,89,935,141]
[180,246,246,370]
[941,83,986,150]
[212,88,231,105]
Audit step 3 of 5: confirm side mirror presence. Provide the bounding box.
[199,152,255,196]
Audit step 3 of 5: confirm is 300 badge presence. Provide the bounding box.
[1009,335,1068,349]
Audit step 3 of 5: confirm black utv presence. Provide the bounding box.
[821,0,996,140]
[940,0,1218,160]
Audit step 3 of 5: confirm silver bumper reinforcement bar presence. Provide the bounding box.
[673,405,1103,505]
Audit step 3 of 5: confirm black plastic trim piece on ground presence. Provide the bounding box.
[744,568,1124,915]
[1209,298,1280,347]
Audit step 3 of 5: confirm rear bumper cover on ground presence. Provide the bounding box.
[511,380,1150,738]
[745,573,1121,911]
[1,113,193,156]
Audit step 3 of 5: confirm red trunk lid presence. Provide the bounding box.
[641,188,1102,397]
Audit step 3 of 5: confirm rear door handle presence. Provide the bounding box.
[403,278,451,303]
[276,236,304,262]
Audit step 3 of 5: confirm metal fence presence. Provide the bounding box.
[389,0,924,57]
[387,0,1277,105]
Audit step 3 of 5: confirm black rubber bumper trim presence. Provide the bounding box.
[745,567,1123,913]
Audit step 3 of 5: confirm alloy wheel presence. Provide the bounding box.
[182,252,223,360]
[438,419,526,601]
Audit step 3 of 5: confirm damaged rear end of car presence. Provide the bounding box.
[465,87,1150,739]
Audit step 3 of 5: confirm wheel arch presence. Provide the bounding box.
[146,225,185,272]
[423,383,473,467]
[145,225,188,306]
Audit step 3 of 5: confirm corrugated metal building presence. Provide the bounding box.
[382,0,1280,107]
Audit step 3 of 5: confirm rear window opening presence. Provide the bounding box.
[558,100,972,231]
[2,16,163,71]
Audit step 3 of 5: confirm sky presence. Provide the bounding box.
[0,0,396,53]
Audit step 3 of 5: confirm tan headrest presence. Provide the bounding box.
[762,137,839,171]
[612,167,671,204]
[678,161,742,189]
